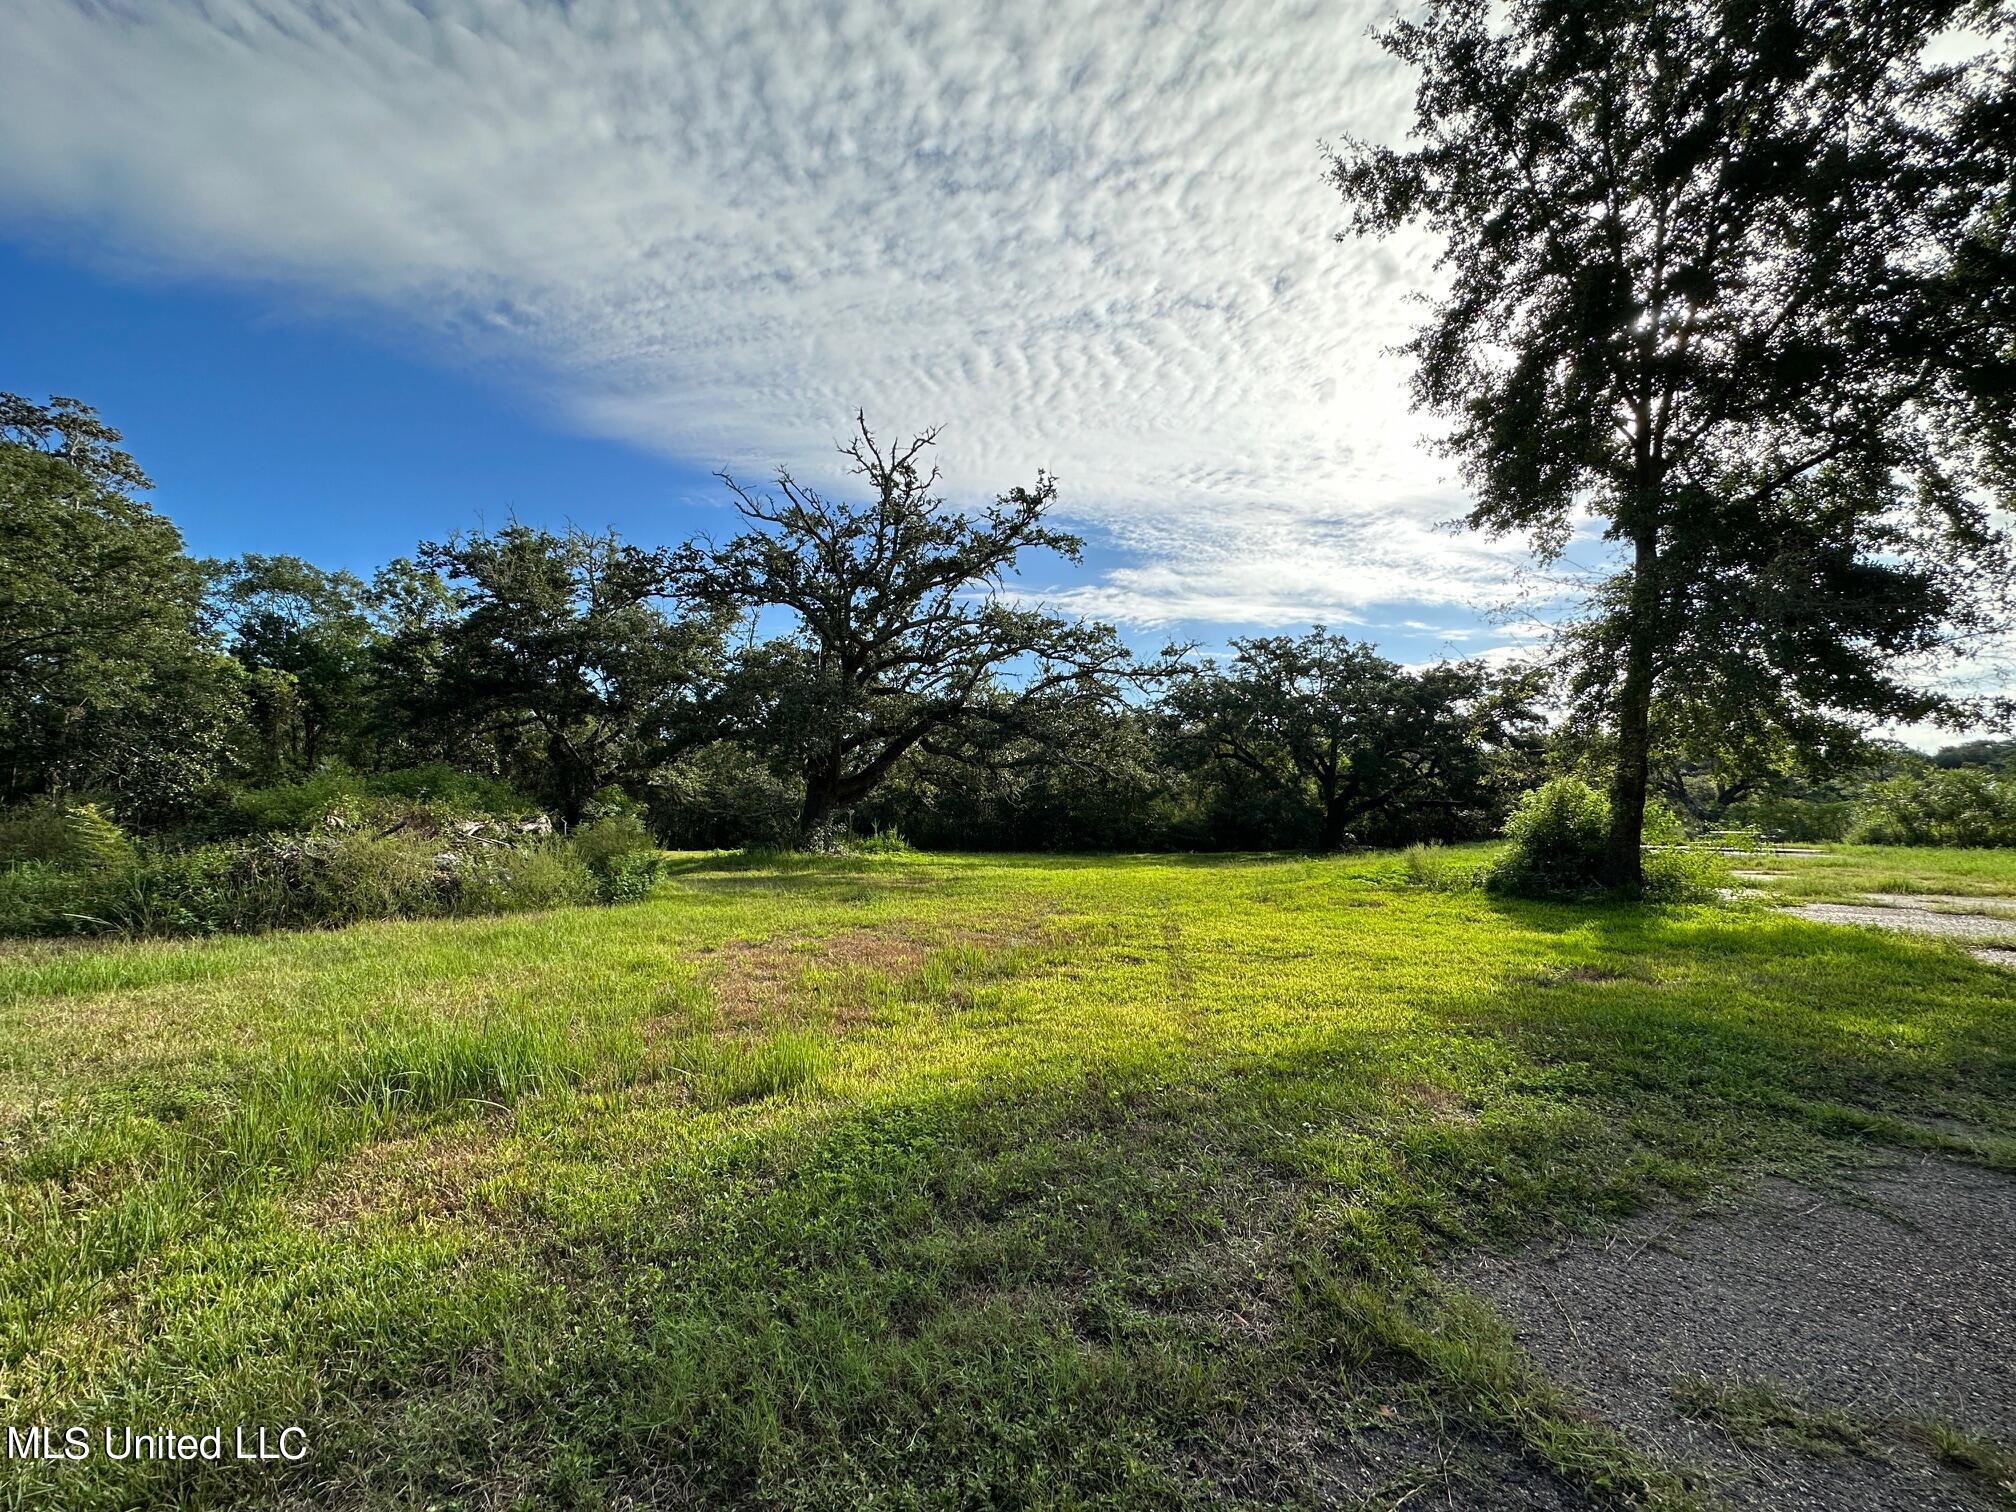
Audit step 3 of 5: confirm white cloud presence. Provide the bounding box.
[0,0,1506,625]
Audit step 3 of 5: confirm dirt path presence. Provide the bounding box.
[1781,886,2016,971]
[1461,1159,2016,1510]
[1785,901,2016,942]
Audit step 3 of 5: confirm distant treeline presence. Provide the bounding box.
[4,392,2010,886]
[3,396,1553,857]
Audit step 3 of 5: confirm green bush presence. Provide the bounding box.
[571,812,654,870]
[101,834,447,936]
[591,850,666,904]
[1487,778,1612,898]
[841,825,914,857]
[297,832,446,924]
[1641,800,1689,847]
[0,800,135,870]
[565,813,665,903]
[1486,779,1729,901]
[457,842,599,914]
[649,743,801,849]
[0,862,106,935]
[1849,769,2016,848]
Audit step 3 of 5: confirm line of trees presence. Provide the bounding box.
[9,0,2011,885]
[0,397,1549,853]
[9,387,2010,863]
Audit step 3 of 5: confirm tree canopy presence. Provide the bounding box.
[1331,0,2016,890]
[397,525,729,825]
[207,554,378,778]
[1163,630,1543,849]
[0,394,242,819]
[679,416,1141,840]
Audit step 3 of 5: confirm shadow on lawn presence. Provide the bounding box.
[17,883,2015,1511]
[270,953,2006,1509]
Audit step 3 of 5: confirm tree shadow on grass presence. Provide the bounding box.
[22,887,2015,1510]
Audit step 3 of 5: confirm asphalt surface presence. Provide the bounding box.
[1462,1160,2016,1509]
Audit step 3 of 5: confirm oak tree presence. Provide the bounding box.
[1332,0,2015,890]
[682,416,1139,841]
[1162,629,1542,850]
[397,525,728,825]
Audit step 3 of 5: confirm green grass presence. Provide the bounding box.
[1,846,2011,1507]
[1739,843,2016,900]
[1671,1375,2016,1503]
[1669,1375,1872,1455]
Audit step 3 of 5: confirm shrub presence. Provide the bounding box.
[565,813,664,903]
[1849,769,2016,848]
[1641,800,1689,847]
[455,843,598,914]
[649,743,802,850]
[841,825,914,857]
[107,834,447,935]
[571,813,655,870]
[1486,778,1613,898]
[1485,779,1730,900]
[591,850,666,904]
[0,799,135,870]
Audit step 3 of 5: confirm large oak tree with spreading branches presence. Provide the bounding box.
[1332,0,2015,891]
[680,416,1140,841]
[1163,629,1544,850]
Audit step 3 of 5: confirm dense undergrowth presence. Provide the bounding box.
[0,778,664,939]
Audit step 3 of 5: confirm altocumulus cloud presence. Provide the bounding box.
[0,0,1537,628]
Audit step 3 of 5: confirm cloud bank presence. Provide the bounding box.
[0,0,1537,626]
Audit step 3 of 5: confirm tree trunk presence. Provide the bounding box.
[549,732,591,830]
[1603,532,1660,895]
[556,784,589,831]
[797,766,839,845]
[1319,801,1352,852]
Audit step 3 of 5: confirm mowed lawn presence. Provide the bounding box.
[2,848,2011,1508]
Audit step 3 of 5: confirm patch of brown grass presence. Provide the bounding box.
[700,929,931,1036]
[1403,1080,1479,1126]
[687,920,1050,1040]
[1517,964,1626,988]
[293,1123,519,1231]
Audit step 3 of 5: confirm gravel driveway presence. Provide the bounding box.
[1785,901,2016,945]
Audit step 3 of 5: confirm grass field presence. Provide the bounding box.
[2,846,2011,1508]
[1734,844,2016,901]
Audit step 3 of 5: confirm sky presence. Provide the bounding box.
[0,0,1995,742]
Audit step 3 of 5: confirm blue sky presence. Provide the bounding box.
[2,1,1996,748]
[1,237,1308,664]
[2,0,1557,670]
[1,242,724,578]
